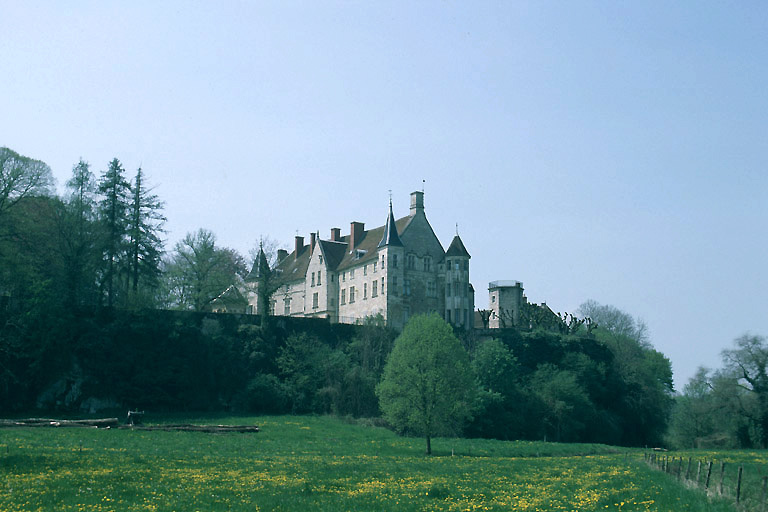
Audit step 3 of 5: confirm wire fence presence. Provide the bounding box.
[645,452,768,510]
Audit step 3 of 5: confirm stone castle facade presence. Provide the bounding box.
[244,191,474,331]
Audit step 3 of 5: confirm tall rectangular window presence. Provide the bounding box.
[311,272,315,286]
[364,265,367,276]
[373,261,377,273]
[392,254,398,268]
[372,280,378,297]
[404,279,411,296]
[342,272,346,282]
[351,268,355,279]
[381,254,385,268]
[381,277,385,295]
[349,286,356,303]
[284,298,291,316]
[424,257,431,272]
[317,271,321,285]
[312,292,318,309]
[341,289,346,305]
[363,283,368,299]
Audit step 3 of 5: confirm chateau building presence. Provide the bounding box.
[245,191,474,331]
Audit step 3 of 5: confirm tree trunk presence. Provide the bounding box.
[426,435,431,455]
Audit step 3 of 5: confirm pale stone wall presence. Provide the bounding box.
[445,255,472,327]
[488,281,524,328]
[273,279,305,317]
[305,245,332,319]
[338,251,389,324]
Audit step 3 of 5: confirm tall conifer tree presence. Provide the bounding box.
[97,158,130,307]
[127,167,165,300]
[61,159,99,305]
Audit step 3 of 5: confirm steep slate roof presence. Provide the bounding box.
[318,239,347,270]
[335,216,411,271]
[269,203,453,286]
[445,235,471,258]
[274,244,312,284]
[270,214,413,286]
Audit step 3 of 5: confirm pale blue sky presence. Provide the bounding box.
[2,1,766,389]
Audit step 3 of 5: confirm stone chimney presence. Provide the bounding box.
[350,222,365,249]
[277,249,288,262]
[330,227,341,242]
[310,232,316,254]
[410,191,424,215]
[294,236,304,259]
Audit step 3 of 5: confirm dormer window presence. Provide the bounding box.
[355,249,367,259]
[319,255,323,264]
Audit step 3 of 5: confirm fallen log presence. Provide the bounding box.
[0,418,119,428]
[118,424,259,433]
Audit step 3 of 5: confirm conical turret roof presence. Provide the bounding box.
[445,234,470,258]
[378,201,404,248]
[246,243,271,281]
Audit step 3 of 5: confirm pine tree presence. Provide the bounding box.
[61,159,99,305]
[97,158,130,307]
[126,167,165,302]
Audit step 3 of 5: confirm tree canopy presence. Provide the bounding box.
[377,313,476,454]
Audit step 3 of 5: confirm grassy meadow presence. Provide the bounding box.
[0,415,737,511]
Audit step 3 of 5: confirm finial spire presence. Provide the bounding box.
[456,222,459,235]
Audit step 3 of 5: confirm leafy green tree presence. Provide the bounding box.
[277,332,349,413]
[473,338,518,396]
[97,158,131,306]
[466,338,526,440]
[722,334,768,447]
[668,367,719,448]
[163,229,247,311]
[577,300,673,446]
[529,363,594,442]
[126,167,165,302]
[377,313,477,454]
[0,147,54,224]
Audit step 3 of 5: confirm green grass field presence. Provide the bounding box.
[0,415,737,511]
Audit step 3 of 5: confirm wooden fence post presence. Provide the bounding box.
[761,476,767,512]
[677,458,683,479]
[719,462,726,495]
[736,466,743,504]
[696,461,702,486]
[705,461,713,490]
[685,457,692,481]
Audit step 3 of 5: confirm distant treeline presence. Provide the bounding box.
[0,302,672,447]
